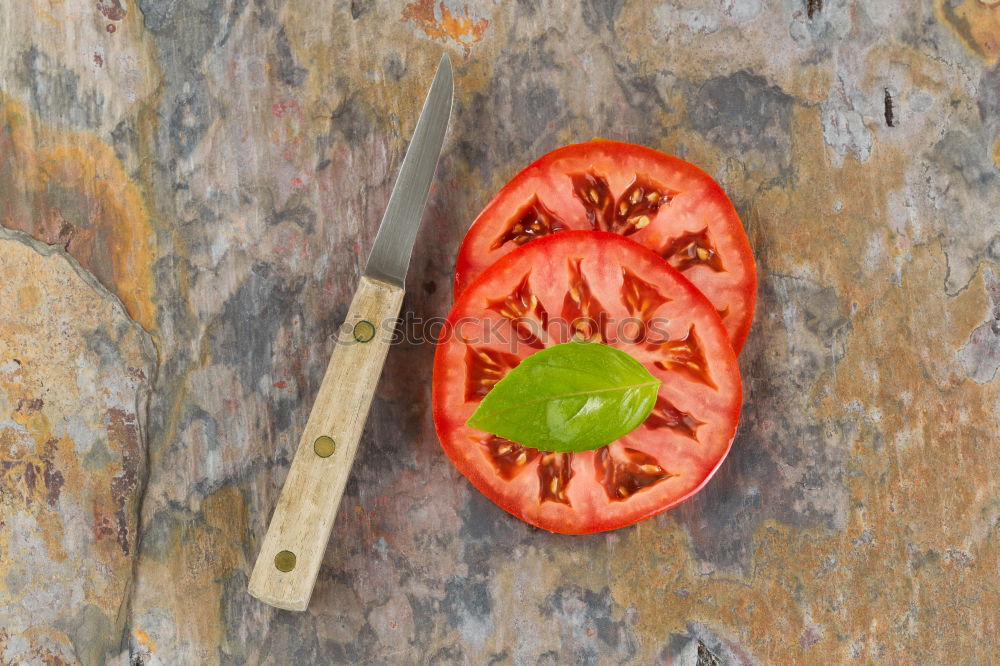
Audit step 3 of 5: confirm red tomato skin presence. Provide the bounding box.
[435,231,743,534]
[454,141,757,352]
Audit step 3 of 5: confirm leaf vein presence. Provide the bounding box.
[470,381,661,423]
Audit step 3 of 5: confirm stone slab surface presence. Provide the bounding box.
[0,1,997,664]
[0,230,155,664]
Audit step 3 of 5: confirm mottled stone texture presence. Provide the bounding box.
[0,230,155,664]
[0,1,997,664]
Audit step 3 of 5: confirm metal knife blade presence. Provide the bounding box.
[364,54,453,286]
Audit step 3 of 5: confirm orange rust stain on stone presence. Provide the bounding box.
[1,373,68,518]
[993,136,1000,170]
[936,0,1000,65]
[402,0,489,56]
[0,95,157,333]
[16,283,42,310]
[599,103,1000,664]
[132,484,249,651]
[202,484,250,569]
[132,628,157,654]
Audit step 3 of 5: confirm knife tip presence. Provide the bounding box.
[438,52,452,75]
[436,52,453,95]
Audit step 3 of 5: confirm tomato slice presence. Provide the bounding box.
[434,231,742,534]
[454,141,757,351]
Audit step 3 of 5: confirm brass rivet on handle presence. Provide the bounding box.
[274,550,296,572]
[313,436,336,458]
[353,319,376,343]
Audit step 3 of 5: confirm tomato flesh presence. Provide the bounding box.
[434,232,742,534]
[454,141,757,351]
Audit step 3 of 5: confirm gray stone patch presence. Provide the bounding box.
[136,0,227,62]
[208,262,306,391]
[267,202,318,234]
[458,486,525,544]
[580,0,626,34]
[443,577,493,648]
[136,0,230,186]
[933,128,1000,195]
[350,0,374,20]
[169,82,212,157]
[543,585,637,666]
[258,611,324,664]
[82,439,114,471]
[347,393,423,488]
[652,4,722,37]
[792,0,856,43]
[84,326,126,369]
[326,96,375,145]
[217,569,258,664]
[677,271,855,570]
[383,53,406,81]
[54,604,116,666]
[480,46,566,157]
[722,0,762,23]
[217,0,250,48]
[958,268,1000,384]
[821,85,872,164]
[689,70,794,169]
[515,83,562,140]
[272,25,308,88]
[15,47,104,129]
[611,62,677,130]
[977,49,1000,133]
[924,128,1000,294]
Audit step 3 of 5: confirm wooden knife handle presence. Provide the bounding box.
[249,275,405,610]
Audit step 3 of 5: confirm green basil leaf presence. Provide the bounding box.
[465,342,661,453]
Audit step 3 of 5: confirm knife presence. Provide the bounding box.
[249,54,453,611]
